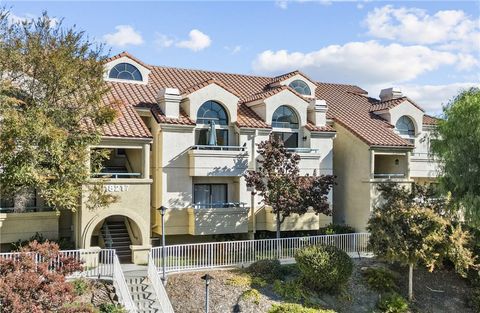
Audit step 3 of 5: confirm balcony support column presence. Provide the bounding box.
[370,150,375,179]
[142,143,150,179]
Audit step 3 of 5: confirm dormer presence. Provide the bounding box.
[104,52,151,85]
[269,71,317,98]
[370,88,425,141]
[180,79,240,124]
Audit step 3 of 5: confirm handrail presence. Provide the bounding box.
[92,172,141,178]
[148,253,175,313]
[190,145,246,152]
[102,223,113,249]
[0,206,54,213]
[113,254,138,313]
[150,233,371,274]
[373,173,406,179]
[193,202,247,209]
[286,148,320,153]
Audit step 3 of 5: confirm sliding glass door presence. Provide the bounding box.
[193,184,228,208]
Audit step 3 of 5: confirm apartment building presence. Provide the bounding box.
[0,52,439,263]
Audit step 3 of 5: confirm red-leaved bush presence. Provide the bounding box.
[0,240,84,313]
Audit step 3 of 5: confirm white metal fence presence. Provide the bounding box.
[148,253,175,313]
[150,233,371,273]
[0,248,136,313]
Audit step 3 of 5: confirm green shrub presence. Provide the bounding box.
[226,273,252,287]
[241,289,261,305]
[246,259,282,282]
[318,224,355,235]
[71,278,90,296]
[363,267,399,292]
[295,245,353,293]
[273,279,306,302]
[251,276,268,288]
[377,292,409,313]
[11,232,48,251]
[267,303,336,313]
[99,303,127,313]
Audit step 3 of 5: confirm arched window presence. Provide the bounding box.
[109,63,143,81]
[271,106,299,148]
[395,116,415,136]
[289,80,311,96]
[196,101,228,125]
[272,105,299,129]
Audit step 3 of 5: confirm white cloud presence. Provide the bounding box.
[7,12,58,28]
[364,5,480,52]
[252,41,469,86]
[224,45,242,54]
[154,33,174,49]
[275,0,331,10]
[356,3,364,10]
[176,29,211,52]
[396,82,480,114]
[103,25,144,47]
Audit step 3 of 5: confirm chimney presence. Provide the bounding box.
[379,87,403,102]
[157,87,181,119]
[308,99,328,126]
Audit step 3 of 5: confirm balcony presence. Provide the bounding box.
[187,202,249,235]
[91,147,148,180]
[410,152,439,178]
[188,145,249,177]
[0,207,59,245]
[372,153,409,182]
[286,148,322,174]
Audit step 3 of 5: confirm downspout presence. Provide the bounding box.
[250,129,257,237]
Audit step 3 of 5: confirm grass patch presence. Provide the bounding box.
[241,289,261,305]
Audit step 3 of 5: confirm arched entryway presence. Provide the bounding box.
[83,212,150,263]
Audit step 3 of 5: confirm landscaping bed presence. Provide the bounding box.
[165,258,476,313]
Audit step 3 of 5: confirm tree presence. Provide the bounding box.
[0,241,84,312]
[367,183,477,301]
[244,137,334,238]
[0,10,117,212]
[431,88,480,227]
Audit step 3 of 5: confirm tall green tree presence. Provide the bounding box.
[244,137,334,238]
[368,183,476,301]
[431,88,480,227]
[0,11,117,212]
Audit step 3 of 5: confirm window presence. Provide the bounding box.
[272,106,299,129]
[197,101,228,125]
[272,132,299,149]
[395,116,415,136]
[195,129,228,146]
[108,63,143,81]
[289,80,311,96]
[194,184,228,208]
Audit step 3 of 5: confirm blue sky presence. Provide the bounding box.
[3,0,479,114]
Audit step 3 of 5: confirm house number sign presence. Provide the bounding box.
[104,185,130,192]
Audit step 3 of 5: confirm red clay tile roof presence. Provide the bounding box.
[305,122,336,132]
[180,78,241,98]
[103,52,431,145]
[369,96,425,113]
[104,51,152,70]
[423,114,439,125]
[242,85,308,104]
[101,97,152,138]
[270,70,315,84]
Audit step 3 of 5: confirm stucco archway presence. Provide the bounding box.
[81,210,150,249]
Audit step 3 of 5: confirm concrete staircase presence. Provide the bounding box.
[124,268,162,313]
[102,220,132,263]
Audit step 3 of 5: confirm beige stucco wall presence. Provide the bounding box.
[187,206,249,235]
[262,207,331,231]
[0,211,60,244]
[78,179,151,249]
[332,123,372,231]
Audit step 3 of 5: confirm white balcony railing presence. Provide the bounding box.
[193,202,247,209]
[373,173,406,179]
[286,148,320,153]
[92,172,141,179]
[191,145,246,152]
[150,233,371,273]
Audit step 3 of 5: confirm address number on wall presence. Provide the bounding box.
[104,185,130,192]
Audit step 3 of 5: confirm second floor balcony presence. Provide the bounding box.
[188,145,249,177]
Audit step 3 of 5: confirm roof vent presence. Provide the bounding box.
[379,87,403,102]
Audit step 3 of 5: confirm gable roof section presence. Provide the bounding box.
[369,96,425,113]
[270,70,315,84]
[423,114,439,126]
[105,51,152,70]
[318,84,413,147]
[180,78,241,98]
[242,85,309,104]
[104,52,425,146]
[101,96,152,138]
